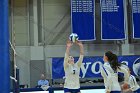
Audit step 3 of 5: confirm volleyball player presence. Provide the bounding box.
[63,40,84,93]
[101,51,129,93]
[122,68,140,93]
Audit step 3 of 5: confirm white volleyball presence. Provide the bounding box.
[69,33,79,42]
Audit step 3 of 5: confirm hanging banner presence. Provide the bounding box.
[71,0,95,41]
[101,0,126,40]
[132,0,140,39]
[52,56,140,79]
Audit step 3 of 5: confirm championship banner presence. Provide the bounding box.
[132,0,140,39]
[101,0,126,40]
[52,56,140,79]
[71,0,95,41]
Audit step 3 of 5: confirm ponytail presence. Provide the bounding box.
[105,51,121,72]
[110,54,121,72]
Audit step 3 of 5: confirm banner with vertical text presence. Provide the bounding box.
[132,0,140,39]
[71,0,95,41]
[101,0,126,40]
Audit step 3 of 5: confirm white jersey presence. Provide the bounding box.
[101,62,129,91]
[64,54,83,89]
[121,64,129,71]
[128,75,140,91]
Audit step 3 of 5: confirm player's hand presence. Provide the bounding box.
[66,40,73,48]
[106,90,110,93]
[105,89,110,93]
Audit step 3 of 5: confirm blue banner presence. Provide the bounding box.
[101,0,126,40]
[132,0,140,39]
[0,0,10,92]
[52,56,140,79]
[71,0,95,41]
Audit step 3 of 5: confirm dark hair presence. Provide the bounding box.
[105,51,121,72]
[128,68,132,73]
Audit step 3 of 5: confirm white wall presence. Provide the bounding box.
[15,46,30,87]
[45,44,119,57]
[12,0,29,46]
[134,44,140,55]
[43,0,71,45]
[30,46,44,60]
[15,46,46,87]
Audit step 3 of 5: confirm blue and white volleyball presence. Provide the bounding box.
[69,33,79,43]
[133,58,140,76]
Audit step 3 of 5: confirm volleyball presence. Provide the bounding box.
[69,33,79,43]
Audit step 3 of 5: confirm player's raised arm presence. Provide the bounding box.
[76,41,84,67]
[64,40,73,71]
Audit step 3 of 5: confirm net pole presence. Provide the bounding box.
[0,0,10,92]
